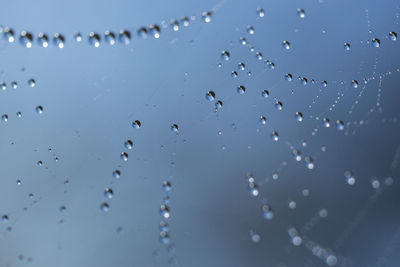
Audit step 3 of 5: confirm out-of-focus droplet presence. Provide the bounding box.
[344,42,351,50]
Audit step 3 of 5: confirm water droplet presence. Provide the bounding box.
[2,215,9,222]
[112,170,121,179]
[159,231,170,244]
[344,42,351,50]
[371,177,380,189]
[285,73,293,81]
[274,101,283,110]
[372,38,380,48]
[288,200,297,209]
[137,27,148,38]
[295,112,303,122]
[300,77,308,85]
[205,91,215,101]
[322,118,330,128]
[19,31,33,48]
[255,52,263,60]
[335,120,344,131]
[261,205,274,220]
[247,26,255,35]
[132,120,141,128]
[297,8,305,18]
[181,16,190,27]
[351,80,358,88]
[344,170,355,185]
[28,78,36,87]
[119,30,132,44]
[104,31,116,45]
[248,182,259,196]
[89,32,101,47]
[259,116,267,125]
[160,204,170,219]
[171,124,179,133]
[292,149,302,161]
[326,255,338,266]
[249,229,261,243]
[100,202,109,212]
[215,100,223,109]
[35,105,43,114]
[270,131,279,142]
[231,71,238,78]
[120,152,128,161]
[389,31,397,41]
[59,206,67,213]
[261,89,269,98]
[170,20,180,31]
[74,32,82,42]
[257,8,265,18]
[36,32,48,47]
[282,40,290,50]
[321,80,328,87]
[221,50,230,61]
[53,33,65,48]
[319,209,328,218]
[201,11,213,23]
[159,220,169,231]
[3,27,15,42]
[237,85,246,94]
[124,140,133,149]
[149,25,161,38]
[239,37,247,45]
[2,114,8,122]
[163,181,172,192]
[0,82,6,90]
[104,188,114,199]
[305,156,314,169]
[237,62,245,71]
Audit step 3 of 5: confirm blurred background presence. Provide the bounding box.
[0,0,399,266]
